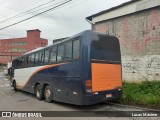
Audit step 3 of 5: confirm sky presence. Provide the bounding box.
[0,0,131,45]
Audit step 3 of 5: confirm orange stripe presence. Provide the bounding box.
[16,83,23,90]
[16,63,66,89]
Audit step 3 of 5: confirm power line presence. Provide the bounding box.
[0,0,56,24]
[24,0,89,40]
[0,0,39,17]
[32,0,87,26]
[0,0,72,31]
[0,0,67,23]
[47,0,89,15]
[0,1,68,25]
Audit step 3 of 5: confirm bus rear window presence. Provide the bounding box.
[91,34,121,62]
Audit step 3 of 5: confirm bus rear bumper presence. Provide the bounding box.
[84,89,122,105]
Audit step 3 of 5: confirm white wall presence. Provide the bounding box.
[122,55,160,82]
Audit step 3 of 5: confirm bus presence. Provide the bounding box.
[10,30,122,105]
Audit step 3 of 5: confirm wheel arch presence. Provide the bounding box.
[34,82,51,94]
[34,82,41,93]
[11,79,16,87]
[43,83,50,91]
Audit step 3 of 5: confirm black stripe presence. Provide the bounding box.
[91,59,121,64]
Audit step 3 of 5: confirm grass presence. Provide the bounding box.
[119,81,160,109]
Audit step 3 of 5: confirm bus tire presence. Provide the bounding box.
[13,81,17,92]
[44,86,52,103]
[35,84,44,100]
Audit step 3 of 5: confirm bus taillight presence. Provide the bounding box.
[85,80,92,92]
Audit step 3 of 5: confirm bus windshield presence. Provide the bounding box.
[91,33,121,63]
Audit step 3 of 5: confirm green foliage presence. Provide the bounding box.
[120,81,160,109]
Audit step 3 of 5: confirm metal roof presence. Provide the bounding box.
[86,0,140,21]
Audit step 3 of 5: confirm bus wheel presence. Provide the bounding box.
[44,86,52,103]
[13,81,17,92]
[35,84,44,100]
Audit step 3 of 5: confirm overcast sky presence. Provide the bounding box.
[0,0,130,45]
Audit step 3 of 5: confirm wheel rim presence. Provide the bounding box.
[45,89,51,98]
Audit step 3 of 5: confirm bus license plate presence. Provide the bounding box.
[106,94,112,98]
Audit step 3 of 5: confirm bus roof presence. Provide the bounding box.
[13,30,116,60]
[24,47,45,55]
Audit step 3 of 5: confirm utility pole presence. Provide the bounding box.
[11,39,13,61]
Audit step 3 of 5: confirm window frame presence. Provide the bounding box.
[38,50,45,65]
[34,52,39,65]
[22,56,28,68]
[44,48,50,64]
[57,44,65,62]
[49,46,57,63]
[28,53,35,67]
[64,41,73,61]
[72,39,81,60]
[17,57,22,68]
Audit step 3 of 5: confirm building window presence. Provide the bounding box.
[12,48,16,52]
[10,42,26,46]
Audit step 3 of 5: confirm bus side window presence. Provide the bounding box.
[30,53,35,66]
[35,52,39,65]
[15,59,18,68]
[28,55,31,66]
[38,52,41,65]
[65,41,72,61]
[21,56,27,67]
[50,46,57,63]
[17,58,22,68]
[12,60,16,68]
[15,60,18,68]
[73,39,80,59]
[24,56,28,67]
[39,50,44,64]
[22,57,25,67]
[26,56,28,67]
[44,49,50,63]
[57,44,64,62]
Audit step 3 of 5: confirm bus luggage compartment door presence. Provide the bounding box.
[91,63,122,92]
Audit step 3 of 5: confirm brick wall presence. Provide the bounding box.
[92,7,160,81]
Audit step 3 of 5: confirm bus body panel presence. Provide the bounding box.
[14,61,84,105]
[14,65,47,90]
[84,89,122,105]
